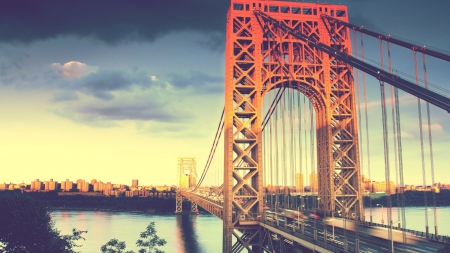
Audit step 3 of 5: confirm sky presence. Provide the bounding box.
[0,0,449,187]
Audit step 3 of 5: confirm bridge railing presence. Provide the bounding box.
[260,218,357,253]
[359,221,450,243]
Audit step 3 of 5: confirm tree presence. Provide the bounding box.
[0,193,86,253]
[136,222,167,253]
[100,239,134,253]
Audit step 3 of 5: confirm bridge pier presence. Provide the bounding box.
[175,192,183,214]
[175,191,199,214]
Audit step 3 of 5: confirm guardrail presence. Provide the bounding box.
[360,221,450,243]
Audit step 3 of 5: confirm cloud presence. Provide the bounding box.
[77,102,190,122]
[50,90,79,102]
[400,131,414,139]
[167,70,223,94]
[0,0,228,47]
[62,69,155,100]
[51,61,98,78]
[51,107,119,128]
[425,123,444,135]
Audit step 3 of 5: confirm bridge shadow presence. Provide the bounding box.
[175,213,203,253]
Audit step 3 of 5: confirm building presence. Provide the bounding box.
[370,181,396,194]
[48,179,58,191]
[132,179,139,188]
[295,173,304,192]
[61,179,74,192]
[31,179,42,191]
[309,172,318,192]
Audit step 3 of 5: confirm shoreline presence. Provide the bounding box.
[49,206,209,215]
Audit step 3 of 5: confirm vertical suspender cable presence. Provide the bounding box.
[353,29,364,200]
[413,50,429,239]
[379,39,394,252]
[422,53,437,238]
[273,90,280,210]
[298,92,304,211]
[353,29,362,250]
[303,96,309,210]
[269,88,274,204]
[282,89,287,207]
[387,42,401,228]
[360,32,373,224]
[393,73,407,243]
[289,86,295,209]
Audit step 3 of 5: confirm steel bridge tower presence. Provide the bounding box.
[175,157,198,214]
[224,0,363,251]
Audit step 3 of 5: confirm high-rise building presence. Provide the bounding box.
[48,179,58,191]
[61,179,73,191]
[370,181,396,194]
[309,172,318,192]
[32,179,42,191]
[132,179,138,188]
[295,173,304,192]
[76,179,85,191]
[81,182,90,192]
[0,183,7,190]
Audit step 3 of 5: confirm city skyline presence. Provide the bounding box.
[1,0,449,187]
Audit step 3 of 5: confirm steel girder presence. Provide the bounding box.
[252,5,364,221]
[225,1,364,252]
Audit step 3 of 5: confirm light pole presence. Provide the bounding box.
[332,211,335,240]
[377,204,384,224]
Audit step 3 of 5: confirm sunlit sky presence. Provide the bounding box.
[1,0,449,187]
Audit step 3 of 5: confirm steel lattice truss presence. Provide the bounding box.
[224,2,363,252]
[253,7,363,219]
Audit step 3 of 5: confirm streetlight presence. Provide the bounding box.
[377,204,384,224]
[332,211,335,240]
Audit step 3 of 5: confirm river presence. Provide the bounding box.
[51,206,450,253]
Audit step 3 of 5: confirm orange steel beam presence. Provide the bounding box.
[225,1,363,252]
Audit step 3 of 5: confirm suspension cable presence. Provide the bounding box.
[192,109,224,191]
[379,39,394,250]
[414,50,429,238]
[387,42,402,229]
[422,52,438,239]
[298,91,304,211]
[353,29,364,200]
[360,32,373,224]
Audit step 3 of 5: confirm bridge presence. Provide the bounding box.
[175,0,450,252]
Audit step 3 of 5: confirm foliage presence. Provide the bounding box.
[0,193,86,253]
[100,239,134,253]
[100,222,166,253]
[135,222,167,253]
[363,190,450,207]
[0,191,198,214]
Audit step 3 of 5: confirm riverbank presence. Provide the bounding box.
[2,190,449,214]
[0,191,195,214]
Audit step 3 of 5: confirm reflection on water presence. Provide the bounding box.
[176,214,202,253]
[365,206,450,236]
[52,207,449,252]
[51,211,222,253]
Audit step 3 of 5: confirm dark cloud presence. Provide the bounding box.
[50,90,79,102]
[0,0,228,46]
[77,102,190,122]
[167,70,223,94]
[65,69,154,100]
[342,0,450,50]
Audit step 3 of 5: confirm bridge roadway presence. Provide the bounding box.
[179,191,446,252]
